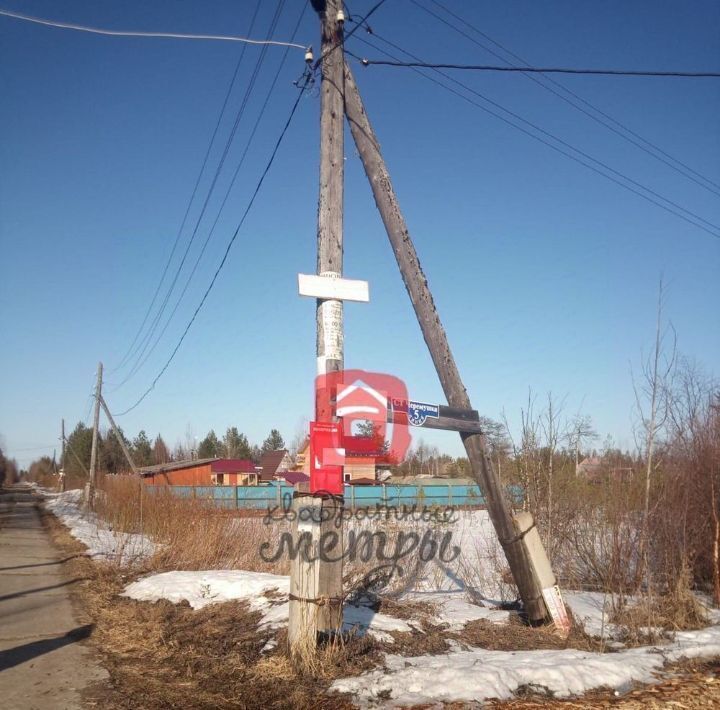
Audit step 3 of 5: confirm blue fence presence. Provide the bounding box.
[146,482,522,510]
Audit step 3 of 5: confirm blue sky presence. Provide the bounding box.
[1,0,718,467]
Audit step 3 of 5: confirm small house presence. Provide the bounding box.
[140,458,259,486]
[259,449,293,482]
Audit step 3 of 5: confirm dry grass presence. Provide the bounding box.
[454,613,603,653]
[96,475,289,574]
[41,507,377,709]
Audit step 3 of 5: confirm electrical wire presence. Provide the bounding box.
[8,445,56,453]
[346,33,720,239]
[417,0,720,197]
[111,1,264,374]
[113,73,313,417]
[0,7,308,49]
[356,59,720,78]
[117,0,309,386]
[113,0,287,387]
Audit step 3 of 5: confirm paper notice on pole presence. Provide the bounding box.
[542,585,571,636]
[320,299,343,361]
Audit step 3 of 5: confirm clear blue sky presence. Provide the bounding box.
[1,0,718,467]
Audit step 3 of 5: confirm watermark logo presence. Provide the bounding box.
[310,369,413,494]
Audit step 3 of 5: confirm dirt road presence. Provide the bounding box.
[0,484,106,709]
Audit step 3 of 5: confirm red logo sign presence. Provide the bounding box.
[310,421,344,495]
[311,370,412,494]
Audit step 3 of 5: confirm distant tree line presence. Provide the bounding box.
[0,446,19,486]
[37,423,287,481]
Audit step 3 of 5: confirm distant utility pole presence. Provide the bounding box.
[289,0,345,659]
[87,361,103,508]
[343,61,553,624]
[60,418,66,492]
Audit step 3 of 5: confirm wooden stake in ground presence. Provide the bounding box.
[87,361,103,508]
[343,60,550,624]
[288,0,345,658]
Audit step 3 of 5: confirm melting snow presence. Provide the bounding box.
[122,569,412,639]
[332,625,720,706]
[43,489,155,563]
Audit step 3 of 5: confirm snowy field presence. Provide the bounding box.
[45,488,720,706]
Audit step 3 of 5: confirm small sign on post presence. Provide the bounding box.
[298,273,370,302]
[310,421,344,495]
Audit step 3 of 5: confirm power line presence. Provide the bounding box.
[116,0,309,388]
[113,74,312,417]
[347,33,720,239]
[113,0,288,386]
[412,0,720,197]
[0,7,308,49]
[7,445,56,453]
[356,58,720,78]
[111,1,264,374]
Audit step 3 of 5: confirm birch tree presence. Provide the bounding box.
[633,278,676,575]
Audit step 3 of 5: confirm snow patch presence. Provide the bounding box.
[332,624,720,706]
[406,590,510,630]
[43,489,154,563]
[122,569,412,640]
[123,569,288,614]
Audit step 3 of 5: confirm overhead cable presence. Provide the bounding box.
[111,0,264,374]
[356,59,720,78]
[113,73,313,417]
[0,7,308,49]
[117,0,309,387]
[113,0,287,386]
[412,0,720,197]
[347,34,720,239]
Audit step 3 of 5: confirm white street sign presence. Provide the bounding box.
[298,273,370,302]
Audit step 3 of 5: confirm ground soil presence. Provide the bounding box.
[41,506,720,709]
[41,508,378,709]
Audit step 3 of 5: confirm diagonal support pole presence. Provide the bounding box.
[99,396,138,475]
[343,60,549,623]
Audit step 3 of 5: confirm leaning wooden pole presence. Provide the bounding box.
[99,396,138,475]
[343,61,548,623]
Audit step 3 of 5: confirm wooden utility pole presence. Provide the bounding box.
[99,396,138,475]
[60,418,65,470]
[289,0,345,658]
[343,61,549,623]
[87,361,103,508]
[59,418,66,492]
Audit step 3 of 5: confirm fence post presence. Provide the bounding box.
[350,484,355,510]
[236,485,239,510]
[382,484,388,508]
[448,483,453,507]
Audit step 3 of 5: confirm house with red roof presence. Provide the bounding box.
[140,458,259,486]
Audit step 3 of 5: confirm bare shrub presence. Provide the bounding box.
[97,476,288,574]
